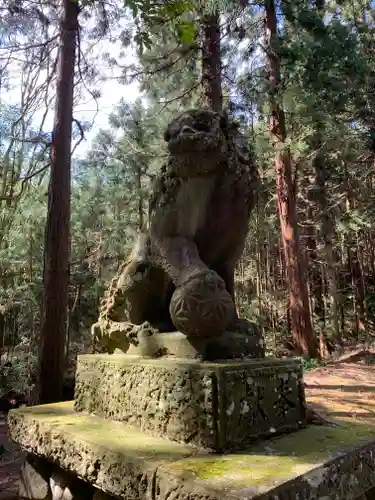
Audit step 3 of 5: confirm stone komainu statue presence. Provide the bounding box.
[91,108,264,359]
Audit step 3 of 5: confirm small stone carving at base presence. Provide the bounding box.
[91,109,263,360]
[18,453,95,500]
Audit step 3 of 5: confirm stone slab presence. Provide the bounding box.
[74,354,306,451]
[8,402,375,500]
[19,453,52,499]
[124,329,265,360]
[17,453,100,500]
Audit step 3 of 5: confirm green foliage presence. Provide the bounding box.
[0,350,38,395]
[298,356,322,372]
[3,0,375,393]
[122,0,196,50]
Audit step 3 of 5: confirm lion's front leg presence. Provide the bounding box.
[212,262,264,343]
[151,236,236,339]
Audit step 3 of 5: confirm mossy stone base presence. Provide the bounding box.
[124,329,265,360]
[74,354,306,452]
[19,454,51,499]
[8,402,375,500]
[18,454,95,500]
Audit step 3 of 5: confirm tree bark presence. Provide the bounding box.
[306,205,325,327]
[311,0,341,348]
[265,0,319,358]
[136,166,144,230]
[200,10,222,112]
[312,133,341,340]
[344,165,366,337]
[39,0,79,404]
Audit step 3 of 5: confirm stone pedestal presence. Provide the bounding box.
[8,401,375,500]
[74,354,306,452]
[10,351,375,500]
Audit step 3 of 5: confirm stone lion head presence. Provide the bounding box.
[163,109,232,177]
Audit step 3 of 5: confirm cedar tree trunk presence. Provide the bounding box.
[264,0,319,358]
[39,0,79,403]
[200,10,222,112]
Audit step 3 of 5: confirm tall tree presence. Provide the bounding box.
[39,0,79,404]
[264,0,319,358]
[109,98,155,230]
[200,9,222,111]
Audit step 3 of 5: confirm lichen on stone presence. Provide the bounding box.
[90,108,263,360]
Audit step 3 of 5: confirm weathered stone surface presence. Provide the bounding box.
[74,354,306,451]
[125,330,201,358]
[8,402,193,500]
[49,467,95,500]
[50,470,74,500]
[17,451,95,500]
[19,453,52,500]
[8,402,375,500]
[122,329,264,360]
[92,109,263,356]
[161,435,375,500]
[50,477,93,500]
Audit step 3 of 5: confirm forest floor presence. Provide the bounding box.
[0,415,23,500]
[304,347,375,426]
[0,348,375,499]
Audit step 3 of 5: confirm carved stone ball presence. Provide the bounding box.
[169,270,236,338]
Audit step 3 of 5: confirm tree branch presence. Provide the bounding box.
[71,118,85,156]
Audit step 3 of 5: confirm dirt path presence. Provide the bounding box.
[0,415,23,499]
[304,349,375,426]
[1,350,375,498]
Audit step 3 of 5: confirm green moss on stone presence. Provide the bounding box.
[77,354,301,370]
[164,421,375,488]
[9,402,194,460]
[8,401,375,499]
[74,355,306,452]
